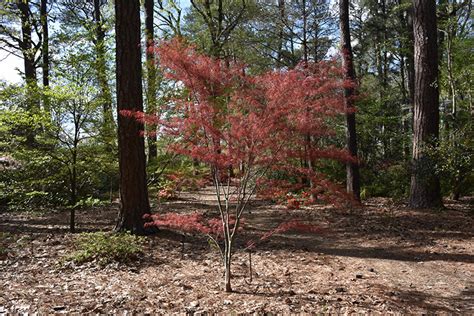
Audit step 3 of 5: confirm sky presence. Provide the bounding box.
[0,0,343,85]
[0,51,23,84]
[0,0,192,85]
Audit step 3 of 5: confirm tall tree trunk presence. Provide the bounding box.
[406,3,415,130]
[301,0,314,192]
[70,147,77,233]
[276,0,285,67]
[18,0,39,147]
[40,0,50,112]
[437,0,447,63]
[312,24,319,63]
[302,0,308,64]
[339,0,360,200]
[379,0,390,159]
[339,0,361,201]
[93,0,114,144]
[398,0,410,158]
[70,107,80,233]
[444,3,458,126]
[115,0,151,234]
[400,52,411,158]
[18,0,38,110]
[145,0,158,161]
[408,0,443,209]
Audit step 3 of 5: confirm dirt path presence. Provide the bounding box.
[0,191,473,314]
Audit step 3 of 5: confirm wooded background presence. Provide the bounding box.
[0,0,472,226]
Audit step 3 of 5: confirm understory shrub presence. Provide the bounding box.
[66,232,145,265]
[361,162,410,200]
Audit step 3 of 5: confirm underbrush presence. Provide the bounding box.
[66,232,145,265]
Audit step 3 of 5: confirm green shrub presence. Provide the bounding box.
[66,232,145,265]
[429,136,473,199]
[361,163,410,200]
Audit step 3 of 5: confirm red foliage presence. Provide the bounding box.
[157,188,177,201]
[126,39,358,291]
[165,171,208,192]
[122,39,357,199]
[144,212,243,238]
[286,197,301,210]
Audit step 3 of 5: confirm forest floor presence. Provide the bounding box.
[0,187,473,314]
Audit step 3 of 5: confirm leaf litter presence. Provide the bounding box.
[0,193,473,314]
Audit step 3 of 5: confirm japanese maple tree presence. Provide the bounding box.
[125,39,356,292]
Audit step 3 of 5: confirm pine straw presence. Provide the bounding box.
[0,193,472,314]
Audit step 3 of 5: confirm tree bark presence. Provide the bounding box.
[70,147,77,233]
[377,0,390,159]
[145,0,158,161]
[115,0,151,234]
[276,0,285,67]
[406,3,415,130]
[18,0,39,146]
[339,0,361,201]
[40,0,50,112]
[302,0,308,64]
[398,0,410,158]
[408,0,443,208]
[224,244,232,292]
[437,0,447,63]
[18,0,38,110]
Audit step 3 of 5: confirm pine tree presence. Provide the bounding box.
[115,0,151,233]
[408,0,443,208]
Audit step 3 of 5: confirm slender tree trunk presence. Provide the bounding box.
[339,0,361,201]
[399,40,410,157]
[446,38,456,119]
[398,0,410,158]
[437,0,447,63]
[408,0,443,209]
[406,3,415,130]
[313,24,319,63]
[70,105,80,233]
[302,0,308,64]
[445,12,457,121]
[379,0,390,159]
[18,0,38,110]
[18,0,39,146]
[224,244,232,292]
[444,15,459,198]
[93,0,114,144]
[115,0,151,234]
[40,0,50,112]
[301,0,314,192]
[145,0,158,161]
[277,0,285,67]
[70,148,77,233]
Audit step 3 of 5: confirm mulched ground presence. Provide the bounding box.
[0,189,473,314]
